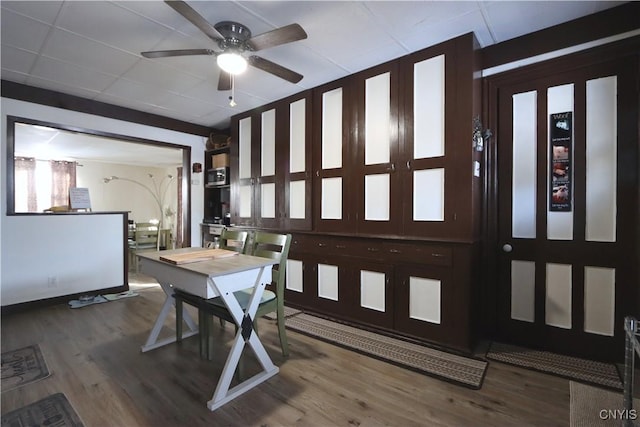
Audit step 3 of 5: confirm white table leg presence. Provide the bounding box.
[141,280,199,352]
[206,267,279,411]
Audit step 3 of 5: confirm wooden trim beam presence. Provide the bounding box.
[481,2,640,70]
[1,80,221,136]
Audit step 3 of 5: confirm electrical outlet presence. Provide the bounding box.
[47,276,58,288]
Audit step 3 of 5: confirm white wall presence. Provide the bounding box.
[77,161,179,226]
[1,97,206,306]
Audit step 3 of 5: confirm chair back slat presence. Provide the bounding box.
[220,229,249,253]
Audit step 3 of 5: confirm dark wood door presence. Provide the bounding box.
[492,53,638,362]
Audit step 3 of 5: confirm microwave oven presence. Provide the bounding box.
[207,167,229,186]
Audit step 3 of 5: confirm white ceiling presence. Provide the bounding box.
[1,0,627,133]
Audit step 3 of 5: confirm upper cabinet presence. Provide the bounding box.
[230,91,313,230]
[229,33,481,241]
[399,34,481,240]
[312,78,353,233]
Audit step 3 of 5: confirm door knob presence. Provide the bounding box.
[502,243,513,253]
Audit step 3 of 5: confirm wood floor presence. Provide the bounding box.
[1,274,573,426]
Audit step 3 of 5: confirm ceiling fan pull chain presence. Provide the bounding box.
[229,74,237,107]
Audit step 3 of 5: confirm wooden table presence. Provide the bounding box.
[137,247,279,411]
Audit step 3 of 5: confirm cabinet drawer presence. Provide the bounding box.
[291,234,354,255]
[383,242,452,266]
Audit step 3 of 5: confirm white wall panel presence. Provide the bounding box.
[360,270,386,312]
[290,98,306,173]
[409,276,441,324]
[511,260,536,322]
[322,88,343,169]
[321,177,342,220]
[413,168,444,221]
[364,173,390,221]
[286,259,303,293]
[545,263,572,329]
[547,84,574,240]
[318,263,339,301]
[584,266,615,336]
[413,55,445,159]
[512,91,537,239]
[365,72,390,165]
[586,76,617,242]
[261,109,276,177]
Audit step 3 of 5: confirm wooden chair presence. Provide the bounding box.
[128,222,159,272]
[219,228,249,253]
[175,232,292,359]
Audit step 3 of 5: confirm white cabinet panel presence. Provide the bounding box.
[586,76,617,243]
[511,260,535,322]
[512,90,537,239]
[286,259,304,293]
[413,168,444,221]
[364,173,390,221]
[239,117,252,179]
[321,177,342,220]
[322,88,343,169]
[260,183,275,218]
[290,98,306,173]
[413,54,445,159]
[318,263,339,301]
[360,270,386,312]
[409,276,441,324]
[545,263,572,329]
[365,72,390,165]
[584,266,615,336]
[289,180,305,219]
[261,109,276,177]
[238,185,252,218]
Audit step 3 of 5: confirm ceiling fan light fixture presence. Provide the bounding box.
[217,52,247,75]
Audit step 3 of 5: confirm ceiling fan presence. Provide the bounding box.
[141,0,307,91]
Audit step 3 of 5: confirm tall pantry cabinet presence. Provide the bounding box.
[229,33,482,353]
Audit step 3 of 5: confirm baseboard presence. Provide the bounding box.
[1,284,129,315]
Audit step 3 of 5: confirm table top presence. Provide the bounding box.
[138,247,277,278]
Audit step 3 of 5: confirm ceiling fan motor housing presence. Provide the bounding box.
[215,21,252,52]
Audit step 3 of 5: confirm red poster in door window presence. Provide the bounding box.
[550,112,572,212]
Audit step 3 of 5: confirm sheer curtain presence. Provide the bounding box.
[14,157,37,212]
[50,160,77,207]
[14,158,77,212]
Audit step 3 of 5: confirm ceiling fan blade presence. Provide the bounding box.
[248,56,303,84]
[165,0,225,43]
[247,23,307,51]
[218,71,232,91]
[141,49,215,59]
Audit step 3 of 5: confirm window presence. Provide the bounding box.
[14,157,77,212]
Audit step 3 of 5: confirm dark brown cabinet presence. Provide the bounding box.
[286,233,476,352]
[230,91,312,230]
[225,32,482,354]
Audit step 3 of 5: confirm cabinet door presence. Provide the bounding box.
[256,107,279,229]
[230,115,256,225]
[313,78,354,233]
[352,261,394,329]
[283,92,312,230]
[354,63,401,235]
[304,255,353,318]
[399,35,478,240]
[394,264,454,346]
